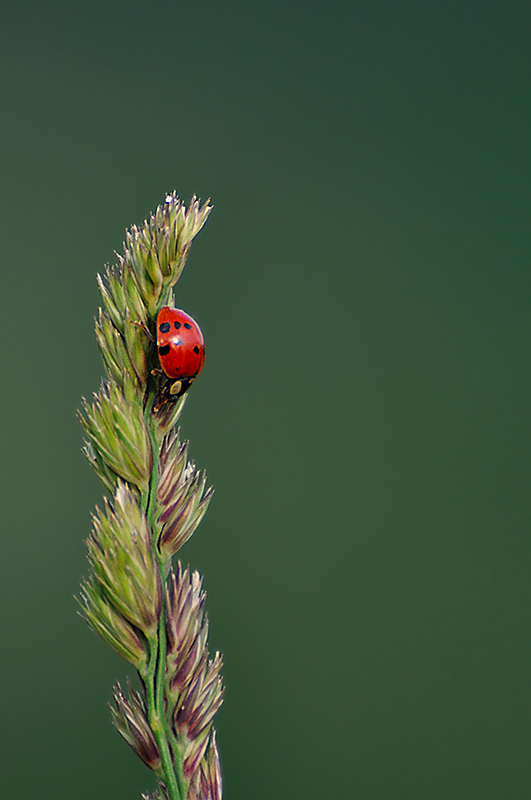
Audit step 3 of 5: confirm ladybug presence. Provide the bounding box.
[156,306,205,397]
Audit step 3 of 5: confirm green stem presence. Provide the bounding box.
[142,397,187,800]
[144,638,181,800]
[156,600,187,799]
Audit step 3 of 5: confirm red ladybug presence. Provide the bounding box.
[156,306,205,396]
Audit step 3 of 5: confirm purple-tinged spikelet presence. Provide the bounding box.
[165,566,209,699]
[157,431,214,557]
[165,565,224,793]
[187,731,223,800]
[112,681,162,772]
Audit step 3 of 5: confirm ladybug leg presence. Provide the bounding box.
[153,397,169,413]
[153,380,171,412]
[131,320,154,340]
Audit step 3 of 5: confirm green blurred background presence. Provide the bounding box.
[1,1,531,797]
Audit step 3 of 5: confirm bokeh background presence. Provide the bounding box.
[1,1,531,798]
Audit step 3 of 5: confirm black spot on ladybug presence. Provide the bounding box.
[158,344,171,356]
[159,322,171,333]
[193,345,200,354]
[184,322,192,329]
[174,321,181,329]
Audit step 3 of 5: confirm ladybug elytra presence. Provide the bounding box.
[156,306,205,397]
